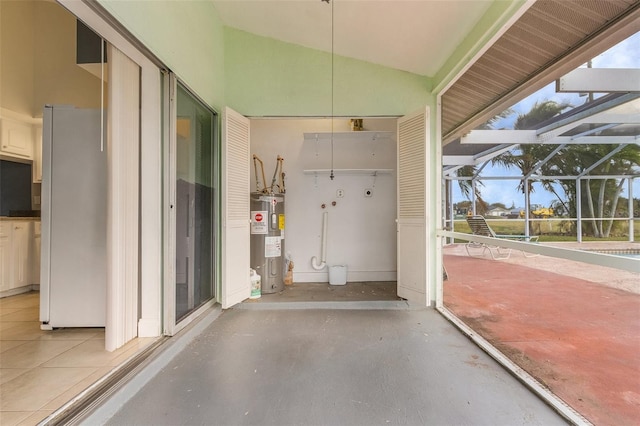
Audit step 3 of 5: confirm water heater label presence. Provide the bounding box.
[279,214,285,230]
[251,211,268,234]
[265,236,281,257]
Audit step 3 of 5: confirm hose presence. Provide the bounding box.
[311,212,328,270]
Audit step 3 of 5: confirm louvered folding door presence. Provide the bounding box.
[397,108,429,305]
[222,108,251,308]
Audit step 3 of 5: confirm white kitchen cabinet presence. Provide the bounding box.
[0,221,37,296]
[32,221,41,285]
[0,223,10,292]
[0,118,34,159]
[11,222,31,289]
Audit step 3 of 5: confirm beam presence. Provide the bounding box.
[555,136,639,144]
[569,123,618,139]
[473,144,517,164]
[535,93,640,137]
[443,156,475,166]
[533,174,639,180]
[557,68,640,93]
[524,144,566,179]
[438,230,640,274]
[446,174,639,180]
[575,114,640,125]
[461,130,537,144]
[462,130,639,145]
[442,144,517,167]
[442,165,464,176]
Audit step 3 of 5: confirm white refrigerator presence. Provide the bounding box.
[40,105,107,329]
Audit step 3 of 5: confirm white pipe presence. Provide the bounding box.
[311,211,328,270]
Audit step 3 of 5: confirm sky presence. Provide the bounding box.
[450,31,640,210]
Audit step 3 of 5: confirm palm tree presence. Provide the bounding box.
[552,143,640,237]
[455,165,489,214]
[454,109,513,213]
[491,100,572,232]
[488,99,639,238]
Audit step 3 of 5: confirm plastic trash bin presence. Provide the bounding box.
[329,265,347,285]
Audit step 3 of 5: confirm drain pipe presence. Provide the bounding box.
[311,211,328,270]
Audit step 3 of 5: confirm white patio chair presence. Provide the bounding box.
[465,215,539,260]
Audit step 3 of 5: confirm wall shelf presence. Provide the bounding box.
[303,131,393,142]
[303,168,393,176]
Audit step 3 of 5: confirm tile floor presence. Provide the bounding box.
[0,292,156,426]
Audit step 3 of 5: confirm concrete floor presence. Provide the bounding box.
[240,281,409,310]
[250,281,400,302]
[101,308,566,425]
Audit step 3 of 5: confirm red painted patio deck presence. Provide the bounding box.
[443,244,640,425]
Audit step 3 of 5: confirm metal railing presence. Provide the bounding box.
[437,229,639,273]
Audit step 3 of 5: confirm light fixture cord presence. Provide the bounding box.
[330,0,335,180]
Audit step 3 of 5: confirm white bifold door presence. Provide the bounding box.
[222,107,251,308]
[396,108,430,306]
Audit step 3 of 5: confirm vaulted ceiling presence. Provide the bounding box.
[212,0,493,77]
[212,0,640,144]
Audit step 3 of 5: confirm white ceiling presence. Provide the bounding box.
[211,0,493,76]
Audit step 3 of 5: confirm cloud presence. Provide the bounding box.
[591,32,640,68]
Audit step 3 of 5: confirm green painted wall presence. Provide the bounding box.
[224,28,432,117]
[92,0,526,122]
[95,2,438,117]
[98,0,225,111]
[95,0,530,305]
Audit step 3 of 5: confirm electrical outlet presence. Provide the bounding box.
[336,189,344,198]
[364,188,373,197]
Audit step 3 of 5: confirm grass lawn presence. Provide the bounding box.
[452,218,640,242]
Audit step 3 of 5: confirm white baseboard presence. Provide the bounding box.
[294,270,397,283]
[0,285,39,299]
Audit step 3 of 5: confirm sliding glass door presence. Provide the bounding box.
[175,83,217,322]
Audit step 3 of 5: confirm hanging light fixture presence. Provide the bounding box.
[322,0,335,180]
